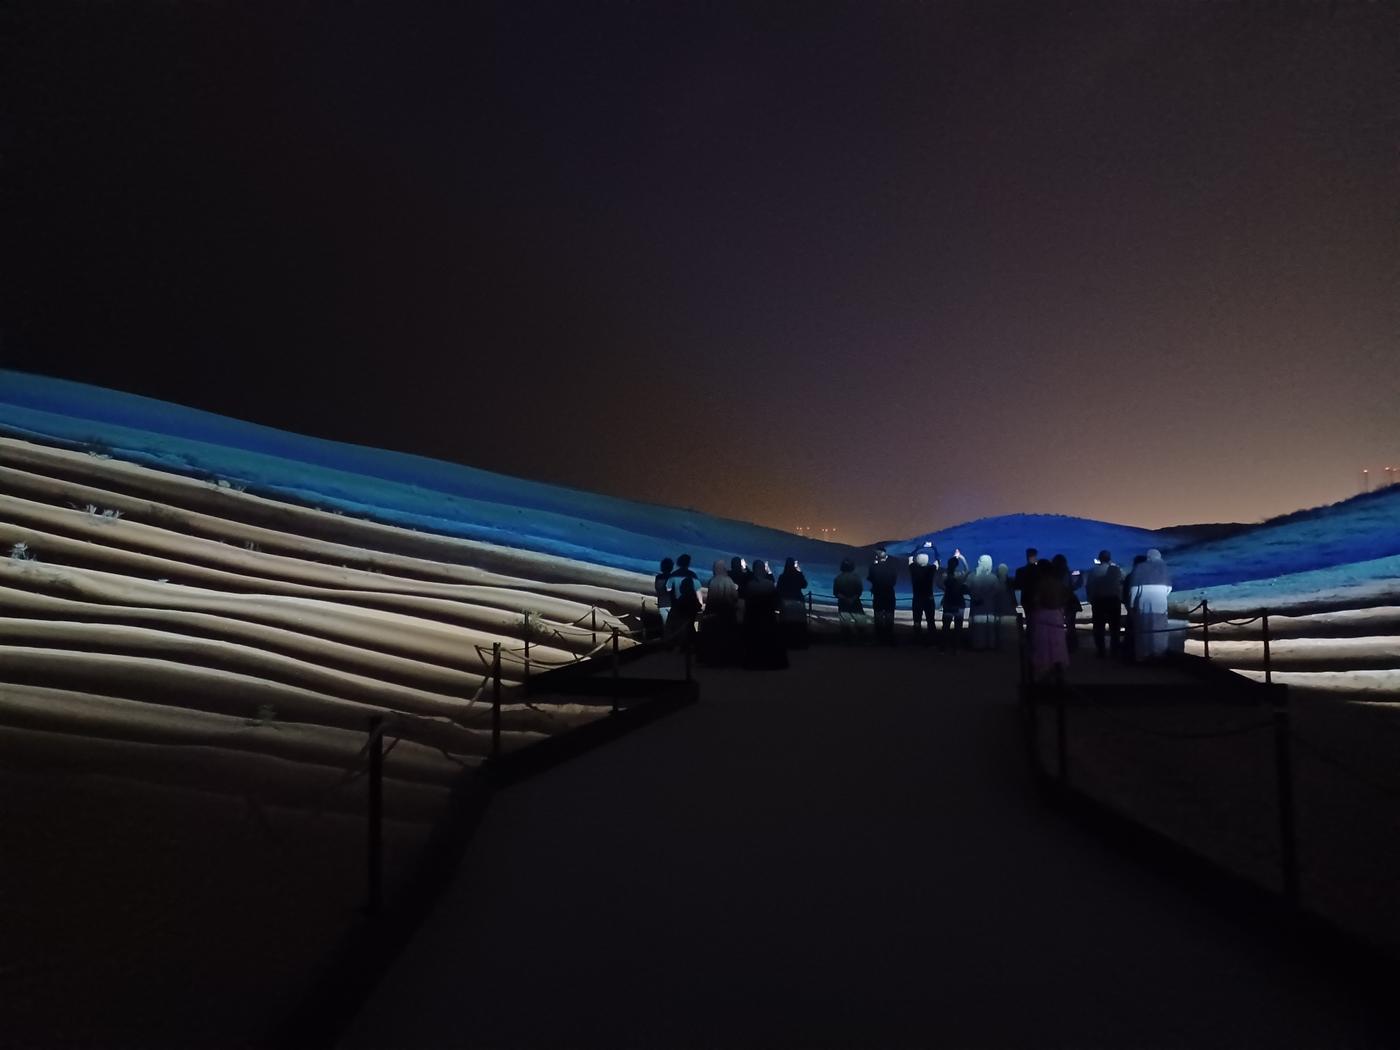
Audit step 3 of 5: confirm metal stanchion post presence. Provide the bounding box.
[611,626,620,714]
[491,642,502,761]
[367,714,383,915]
[1055,687,1068,787]
[1272,686,1300,907]
[1201,599,1210,661]
[591,607,599,649]
[1262,611,1272,686]
[523,631,531,682]
[1016,613,1028,687]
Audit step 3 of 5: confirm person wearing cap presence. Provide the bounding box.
[867,547,900,645]
[1085,550,1124,658]
[1126,549,1173,661]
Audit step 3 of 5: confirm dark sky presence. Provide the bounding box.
[4,2,1398,542]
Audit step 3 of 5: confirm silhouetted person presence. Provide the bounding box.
[939,552,969,652]
[995,562,1017,649]
[654,557,674,636]
[730,556,752,600]
[742,559,787,669]
[752,558,774,584]
[1122,554,1147,659]
[1052,554,1082,652]
[1085,550,1124,658]
[776,557,810,649]
[1127,548,1173,661]
[1013,547,1040,636]
[698,560,739,665]
[867,547,899,645]
[1031,559,1071,681]
[907,544,938,645]
[833,557,868,643]
[667,553,702,643]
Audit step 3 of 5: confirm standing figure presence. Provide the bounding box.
[1122,554,1147,659]
[654,557,674,637]
[742,560,787,669]
[697,560,739,665]
[833,558,868,643]
[730,557,752,597]
[967,554,1000,650]
[939,551,970,652]
[1127,549,1173,661]
[776,557,810,649]
[1051,554,1083,653]
[1031,560,1071,681]
[1085,550,1124,658]
[907,545,939,645]
[666,553,702,643]
[867,547,900,645]
[994,563,1018,649]
[1013,548,1041,643]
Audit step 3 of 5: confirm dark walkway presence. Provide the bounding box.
[341,646,1392,1048]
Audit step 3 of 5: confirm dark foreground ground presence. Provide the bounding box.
[341,644,1396,1049]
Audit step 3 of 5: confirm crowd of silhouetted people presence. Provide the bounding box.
[651,543,1172,677]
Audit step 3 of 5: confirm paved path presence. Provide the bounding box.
[342,646,1392,1048]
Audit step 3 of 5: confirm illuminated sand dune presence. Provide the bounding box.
[0,435,660,804]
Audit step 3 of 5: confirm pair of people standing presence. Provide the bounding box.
[906,545,972,650]
[1080,548,1173,661]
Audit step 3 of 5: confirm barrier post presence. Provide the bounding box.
[1261,611,1272,686]
[366,715,383,915]
[523,631,531,681]
[1054,686,1069,787]
[491,642,502,761]
[591,607,599,649]
[1271,686,1300,907]
[611,626,620,714]
[806,592,813,625]
[1016,613,1029,687]
[1201,599,1210,661]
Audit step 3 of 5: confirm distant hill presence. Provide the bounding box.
[892,513,1168,572]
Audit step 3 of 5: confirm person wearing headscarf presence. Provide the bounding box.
[967,554,1000,650]
[698,560,740,665]
[730,556,752,599]
[1127,549,1173,661]
[742,559,787,669]
[833,557,868,643]
[776,557,810,649]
